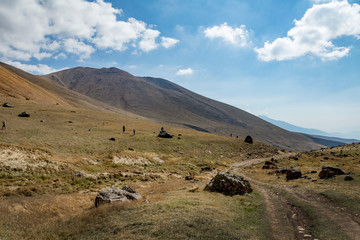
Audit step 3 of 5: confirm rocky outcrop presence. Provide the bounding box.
[319,166,345,179]
[95,186,142,208]
[204,172,253,196]
[286,168,302,180]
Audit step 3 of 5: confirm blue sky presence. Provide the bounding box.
[1,0,360,138]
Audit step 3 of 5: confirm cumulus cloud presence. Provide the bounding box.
[0,0,178,63]
[176,68,193,76]
[256,1,360,61]
[161,37,179,48]
[4,60,60,75]
[204,22,250,47]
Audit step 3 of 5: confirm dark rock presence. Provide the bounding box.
[109,137,116,141]
[311,170,317,174]
[204,172,253,196]
[262,161,277,169]
[128,147,134,151]
[271,158,278,163]
[158,130,173,138]
[286,168,302,180]
[344,176,354,181]
[185,176,194,180]
[18,112,30,117]
[68,120,75,123]
[319,166,345,179]
[191,179,201,183]
[95,186,142,207]
[244,135,253,144]
[2,103,14,108]
[201,166,212,172]
[324,157,329,160]
[276,168,289,175]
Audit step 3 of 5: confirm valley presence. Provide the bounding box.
[0,63,359,239]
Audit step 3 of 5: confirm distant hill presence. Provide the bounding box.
[258,115,359,147]
[42,66,325,151]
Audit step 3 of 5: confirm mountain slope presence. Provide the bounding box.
[0,62,129,115]
[43,66,324,151]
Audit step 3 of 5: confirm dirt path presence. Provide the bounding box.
[229,155,360,240]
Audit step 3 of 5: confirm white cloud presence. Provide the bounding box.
[0,0,175,63]
[4,60,60,75]
[63,38,95,60]
[139,29,160,52]
[204,22,250,47]
[256,1,360,61]
[176,68,193,76]
[161,37,179,48]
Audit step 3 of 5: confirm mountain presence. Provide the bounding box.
[0,62,129,115]
[259,115,360,146]
[42,66,324,151]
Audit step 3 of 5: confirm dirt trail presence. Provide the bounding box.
[230,154,360,240]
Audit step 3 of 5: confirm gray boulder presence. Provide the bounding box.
[2,103,14,108]
[204,172,253,196]
[95,186,142,207]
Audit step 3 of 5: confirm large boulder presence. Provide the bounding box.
[319,166,345,179]
[158,130,173,138]
[286,168,302,180]
[95,186,142,208]
[244,135,253,144]
[204,172,253,196]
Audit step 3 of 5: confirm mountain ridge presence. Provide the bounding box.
[42,66,324,151]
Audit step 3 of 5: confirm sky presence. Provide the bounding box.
[1,0,360,139]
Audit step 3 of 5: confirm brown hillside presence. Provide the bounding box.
[0,62,131,115]
[43,66,324,151]
[0,65,69,106]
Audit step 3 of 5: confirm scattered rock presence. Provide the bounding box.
[191,179,201,183]
[270,158,278,163]
[158,130,173,138]
[319,166,344,179]
[128,147,134,151]
[201,166,212,172]
[18,112,30,117]
[95,186,142,208]
[185,176,194,180]
[344,176,354,181]
[275,168,289,175]
[74,172,84,177]
[262,161,277,169]
[109,137,116,141]
[204,172,253,196]
[244,135,253,144]
[286,168,302,180]
[2,103,14,108]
